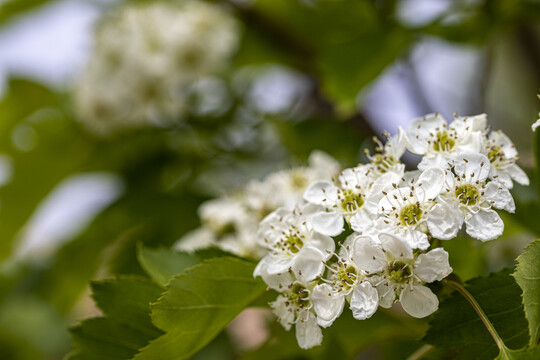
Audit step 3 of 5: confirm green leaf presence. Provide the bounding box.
[423,269,529,360]
[496,346,540,360]
[133,257,266,360]
[512,239,540,346]
[68,276,164,360]
[0,0,57,26]
[137,245,201,286]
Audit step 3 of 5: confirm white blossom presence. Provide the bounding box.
[376,168,446,249]
[75,1,239,135]
[406,113,485,170]
[429,153,515,241]
[311,235,379,327]
[255,203,334,281]
[304,165,402,236]
[355,233,452,318]
[483,130,529,189]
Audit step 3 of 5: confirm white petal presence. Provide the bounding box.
[257,264,294,291]
[266,256,295,275]
[308,231,335,256]
[350,282,379,320]
[399,285,439,318]
[507,164,529,186]
[484,182,515,213]
[465,209,503,241]
[532,118,540,132]
[311,284,345,327]
[416,167,445,200]
[379,233,414,260]
[402,229,430,250]
[295,311,323,349]
[303,180,338,206]
[270,295,295,331]
[351,235,386,273]
[308,150,341,179]
[292,247,325,281]
[350,211,374,233]
[491,170,513,189]
[427,199,463,240]
[415,248,453,283]
[453,153,490,182]
[371,278,396,308]
[310,212,344,236]
[418,154,452,171]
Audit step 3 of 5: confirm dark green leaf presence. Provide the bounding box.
[512,239,540,346]
[137,245,200,286]
[68,276,163,360]
[133,257,266,360]
[424,269,529,359]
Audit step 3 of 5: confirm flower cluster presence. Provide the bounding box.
[75,1,239,135]
[174,151,341,258]
[254,113,529,349]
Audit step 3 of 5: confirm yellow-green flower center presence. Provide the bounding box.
[372,154,397,173]
[455,184,480,206]
[487,145,503,163]
[432,131,456,152]
[288,283,310,307]
[336,265,358,291]
[284,234,304,254]
[399,204,423,227]
[340,189,364,213]
[388,261,412,284]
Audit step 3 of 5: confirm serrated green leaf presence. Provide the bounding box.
[512,239,540,346]
[423,269,529,360]
[133,257,266,360]
[496,345,540,360]
[68,276,163,360]
[137,245,201,286]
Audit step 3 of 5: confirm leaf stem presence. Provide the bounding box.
[405,344,434,360]
[446,280,508,355]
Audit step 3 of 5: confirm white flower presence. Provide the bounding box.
[377,167,446,249]
[261,271,323,349]
[406,113,485,170]
[483,130,529,189]
[244,151,341,216]
[75,1,239,135]
[365,128,407,176]
[429,153,515,241]
[255,203,334,281]
[311,235,379,327]
[304,165,402,236]
[354,233,452,318]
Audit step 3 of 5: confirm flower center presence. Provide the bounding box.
[372,154,397,173]
[283,233,304,254]
[432,131,456,152]
[288,283,310,308]
[399,204,423,227]
[388,261,412,284]
[336,265,358,291]
[455,184,480,206]
[339,189,364,214]
[290,170,308,190]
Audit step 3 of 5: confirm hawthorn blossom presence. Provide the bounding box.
[365,128,407,176]
[311,235,379,326]
[376,167,446,249]
[303,165,402,236]
[356,233,452,318]
[256,269,323,349]
[430,153,515,241]
[255,203,334,281]
[483,130,529,189]
[406,113,485,170]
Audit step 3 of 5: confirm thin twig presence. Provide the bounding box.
[406,344,434,360]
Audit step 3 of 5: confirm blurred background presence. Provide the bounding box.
[0,0,540,359]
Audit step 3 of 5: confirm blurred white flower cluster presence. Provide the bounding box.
[75,1,239,135]
[174,151,341,258]
[253,113,529,349]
